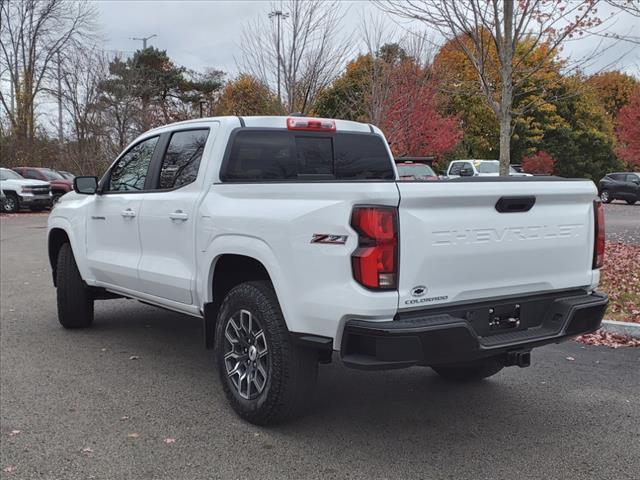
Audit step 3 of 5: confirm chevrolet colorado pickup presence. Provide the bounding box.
[48,116,608,425]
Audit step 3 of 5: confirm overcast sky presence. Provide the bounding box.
[96,0,640,78]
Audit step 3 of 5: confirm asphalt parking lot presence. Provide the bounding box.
[1,212,639,480]
[605,201,640,244]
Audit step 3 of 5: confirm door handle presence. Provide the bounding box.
[121,208,136,218]
[169,210,189,221]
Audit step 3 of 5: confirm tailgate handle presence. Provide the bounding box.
[495,196,536,213]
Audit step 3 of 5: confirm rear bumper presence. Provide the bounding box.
[341,291,608,370]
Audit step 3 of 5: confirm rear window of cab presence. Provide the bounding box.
[221,130,395,182]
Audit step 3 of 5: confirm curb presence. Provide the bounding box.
[601,320,640,339]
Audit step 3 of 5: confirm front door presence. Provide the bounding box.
[86,136,159,292]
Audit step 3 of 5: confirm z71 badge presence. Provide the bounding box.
[310,234,348,245]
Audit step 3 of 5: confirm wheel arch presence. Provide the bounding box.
[200,235,293,349]
[47,220,90,287]
[48,228,71,286]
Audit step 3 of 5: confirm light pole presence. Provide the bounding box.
[268,10,289,105]
[130,34,157,50]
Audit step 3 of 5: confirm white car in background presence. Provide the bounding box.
[0,167,52,213]
[446,160,532,178]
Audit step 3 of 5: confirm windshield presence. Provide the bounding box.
[41,168,64,180]
[0,168,24,180]
[397,164,436,178]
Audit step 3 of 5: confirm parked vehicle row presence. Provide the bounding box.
[12,167,74,203]
[395,159,639,208]
[1,167,76,213]
[446,159,532,178]
[0,168,52,213]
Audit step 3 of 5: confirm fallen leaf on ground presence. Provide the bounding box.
[575,329,640,348]
[129,356,139,360]
[81,447,94,454]
[127,432,140,438]
[566,356,575,361]
[164,438,176,444]
[3,465,16,473]
[120,416,129,421]
[598,242,640,323]
[8,430,21,436]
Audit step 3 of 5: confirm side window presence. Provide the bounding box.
[109,137,158,192]
[449,163,462,175]
[611,174,624,181]
[626,174,638,183]
[24,169,38,179]
[158,129,209,189]
[459,162,473,173]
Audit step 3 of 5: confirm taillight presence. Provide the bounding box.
[350,206,398,290]
[286,116,336,132]
[593,200,605,269]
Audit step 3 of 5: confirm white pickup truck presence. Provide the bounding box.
[48,116,608,425]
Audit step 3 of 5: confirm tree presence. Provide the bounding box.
[313,54,375,121]
[97,55,145,156]
[239,0,350,114]
[56,47,108,174]
[586,71,638,123]
[615,90,640,169]
[381,62,462,158]
[543,76,620,180]
[0,0,94,162]
[97,48,224,150]
[377,0,604,175]
[216,74,283,116]
[522,151,555,174]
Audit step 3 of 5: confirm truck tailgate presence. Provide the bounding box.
[396,179,598,310]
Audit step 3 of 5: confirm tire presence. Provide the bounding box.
[2,192,19,213]
[432,357,504,382]
[600,190,611,203]
[626,199,637,205]
[215,280,318,425]
[56,243,94,328]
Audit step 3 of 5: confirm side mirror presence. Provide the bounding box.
[73,176,98,195]
[459,167,474,177]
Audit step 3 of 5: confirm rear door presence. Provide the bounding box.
[137,126,216,304]
[86,136,158,291]
[396,180,597,311]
